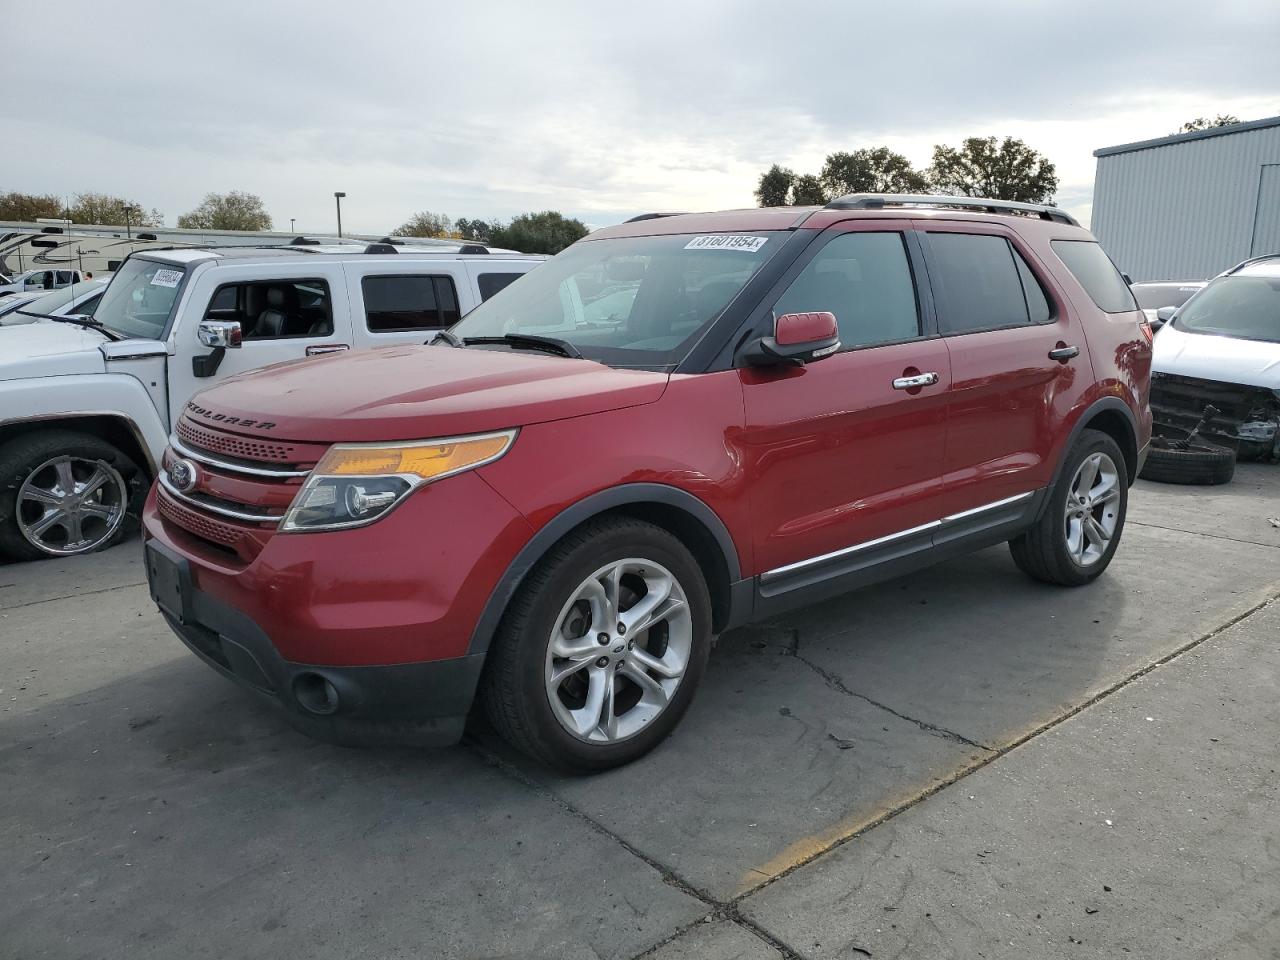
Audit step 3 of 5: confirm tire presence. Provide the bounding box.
[1139,440,1235,485]
[0,429,144,562]
[1009,429,1129,587]
[481,516,713,772]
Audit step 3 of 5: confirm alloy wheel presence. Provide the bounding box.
[544,558,693,743]
[1064,451,1121,566]
[16,456,127,556]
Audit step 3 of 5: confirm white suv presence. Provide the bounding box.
[0,241,544,559]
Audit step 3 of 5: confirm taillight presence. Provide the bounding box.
[1138,317,1154,344]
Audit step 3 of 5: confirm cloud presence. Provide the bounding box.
[3,0,1277,232]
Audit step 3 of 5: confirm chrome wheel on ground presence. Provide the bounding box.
[545,558,693,743]
[16,455,128,557]
[1063,451,1121,567]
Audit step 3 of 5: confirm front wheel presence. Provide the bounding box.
[1009,429,1128,587]
[481,517,712,772]
[0,430,142,561]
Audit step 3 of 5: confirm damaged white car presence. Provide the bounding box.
[1151,255,1280,464]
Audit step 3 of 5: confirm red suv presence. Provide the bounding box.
[143,195,1152,771]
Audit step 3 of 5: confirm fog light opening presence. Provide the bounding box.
[292,672,340,716]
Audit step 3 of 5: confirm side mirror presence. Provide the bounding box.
[198,319,242,349]
[1153,306,1176,330]
[743,312,841,367]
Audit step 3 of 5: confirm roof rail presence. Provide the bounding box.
[1224,253,1280,275]
[625,212,690,223]
[290,236,321,246]
[457,243,489,255]
[363,242,398,255]
[824,193,1079,226]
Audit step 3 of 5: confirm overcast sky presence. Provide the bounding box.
[5,0,1278,233]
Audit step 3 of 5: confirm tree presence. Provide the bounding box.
[754,164,796,207]
[67,192,163,228]
[0,191,64,221]
[789,174,828,205]
[393,210,453,238]
[177,191,273,231]
[454,217,493,241]
[820,147,929,197]
[489,211,588,254]
[1177,115,1240,134]
[927,136,1058,203]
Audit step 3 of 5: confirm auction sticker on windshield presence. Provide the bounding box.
[684,235,769,253]
[150,269,183,288]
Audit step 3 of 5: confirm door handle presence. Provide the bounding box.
[1048,344,1079,362]
[306,344,351,356]
[892,372,940,390]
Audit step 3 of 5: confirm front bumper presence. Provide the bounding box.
[145,542,486,748]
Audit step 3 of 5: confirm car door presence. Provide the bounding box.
[344,262,468,348]
[167,262,352,427]
[916,221,1093,517]
[739,221,953,595]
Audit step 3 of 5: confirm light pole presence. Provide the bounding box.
[333,192,346,238]
[290,218,296,233]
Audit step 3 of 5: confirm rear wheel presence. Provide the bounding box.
[481,517,712,772]
[0,430,142,561]
[1010,429,1128,587]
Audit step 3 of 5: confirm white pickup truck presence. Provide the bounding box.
[0,241,544,560]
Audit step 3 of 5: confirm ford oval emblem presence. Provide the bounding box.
[169,458,199,493]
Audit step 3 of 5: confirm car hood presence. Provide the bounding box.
[0,320,109,380]
[1152,324,1280,389]
[186,343,671,442]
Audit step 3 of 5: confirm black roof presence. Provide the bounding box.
[1094,115,1280,158]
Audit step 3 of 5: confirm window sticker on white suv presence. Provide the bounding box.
[684,235,768,253]
[150,268,184,288]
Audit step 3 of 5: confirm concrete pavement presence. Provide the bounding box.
[1,465,1278,959]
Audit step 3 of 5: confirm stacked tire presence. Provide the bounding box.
[1139,439,1235,485]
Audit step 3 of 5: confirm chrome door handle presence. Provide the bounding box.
[306,344,351,356]
[1048,345,1079,362]
[892,372,939,390]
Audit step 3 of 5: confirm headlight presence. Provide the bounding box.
[281,429,516,532]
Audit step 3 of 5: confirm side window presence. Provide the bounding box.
[773,232,920,349]
[1013,250,1052,323]
[203,279,334,340]
[362,275,461,332]
[927,233,1031,334]
[1051,240,1139,313]
[478,272,523,301]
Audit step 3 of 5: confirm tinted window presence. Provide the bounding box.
[478,272,523,301]
[1052,240,1138,313]
[363,275,459,331]
[928,233,1030,334]
[774,232,919,348]
[1013,251,1052,323]
[202,279,334,340]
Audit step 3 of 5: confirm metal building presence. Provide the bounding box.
[1091,115,1280,281]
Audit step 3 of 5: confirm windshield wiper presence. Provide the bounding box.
[15,310,124,341]
[430,329,465,348]
[462,333,583,359]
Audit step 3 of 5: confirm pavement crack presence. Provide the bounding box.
[0,580,148,612]
[1129,519,1280,550]
[792,652,992,751]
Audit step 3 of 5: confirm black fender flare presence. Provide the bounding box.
[1044,396,1141,511]
[467,483,743,656]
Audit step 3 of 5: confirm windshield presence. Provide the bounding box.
[25,279,104,315]
[450,232,783,368]
[92,258,185,339]
[1172,275,1280,344]
[1132,284,1202,310]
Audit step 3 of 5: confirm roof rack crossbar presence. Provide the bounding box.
[823,193,1079,226]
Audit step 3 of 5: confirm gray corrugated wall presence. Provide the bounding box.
[1091,124,1280,281]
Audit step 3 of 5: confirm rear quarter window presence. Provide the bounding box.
[477,272,524,301]
[1052,240,1138,313]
